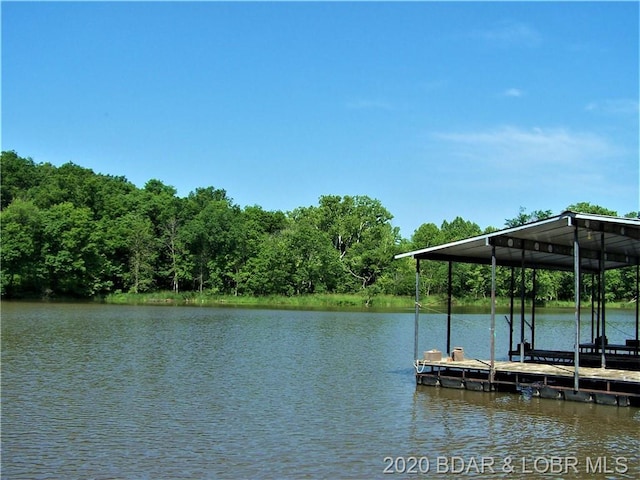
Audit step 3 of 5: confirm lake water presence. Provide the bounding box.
[2,302,639,479]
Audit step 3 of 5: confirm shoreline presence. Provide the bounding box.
[3,292,635,313]
[102,292,636,313]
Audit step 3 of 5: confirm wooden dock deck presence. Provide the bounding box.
[508,348,639,370]
[415,358,640,407]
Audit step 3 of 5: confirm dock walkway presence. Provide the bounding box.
[415,359,640,406]
[508,348,639,370]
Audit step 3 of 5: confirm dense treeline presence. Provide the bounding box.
[1,150,638,303]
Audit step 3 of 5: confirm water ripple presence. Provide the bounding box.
[2,303,638,479]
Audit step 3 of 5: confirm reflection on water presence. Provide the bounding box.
[2,302,638,479]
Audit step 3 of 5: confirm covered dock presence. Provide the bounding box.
[395,211,640,406]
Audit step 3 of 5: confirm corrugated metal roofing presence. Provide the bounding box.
[395,211,640,272]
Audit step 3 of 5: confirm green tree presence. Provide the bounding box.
[0,199,43,295]
[0,151,41,210]
[433,217,483,298]
[242,229,294,296]
[40,202,104,296]
[86,173,138,220]
[163,215,190,293]
[135,179,186,291]
[342,223,398,289]
[409,222,443,296]
[95,215,129,294]
[376,237,417,296]
[182,192,241,293]
[411,222,441,249]
[233,206,287,295]
[317,195,399,291]
[120,213,157,293]
[287,207,342,294]
[567,202,617,216]
[505,207,554,228]
[28,162,92,210]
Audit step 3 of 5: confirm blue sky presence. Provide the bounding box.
[2,1,639,238]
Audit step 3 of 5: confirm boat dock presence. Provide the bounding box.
[396,212,640,407]
[415,358,640,406]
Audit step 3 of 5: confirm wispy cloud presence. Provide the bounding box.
[426,126,632,213]
[503,88,523,97]
[585,98,639,115]
[431,125,618,168]
[470,21,542,48]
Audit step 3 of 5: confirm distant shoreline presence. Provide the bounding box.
[3,292,635,313]
[97,292,636,313]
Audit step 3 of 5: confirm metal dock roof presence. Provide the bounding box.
[395,211,640,272]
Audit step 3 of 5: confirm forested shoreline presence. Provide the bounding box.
[2,150,638,305]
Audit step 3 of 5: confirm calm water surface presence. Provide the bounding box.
[2,302,639,479]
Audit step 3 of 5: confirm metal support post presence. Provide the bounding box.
[490,245,497,384]
[573,226,581,391]
[447,261,452,355]
[414,259,420,361]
